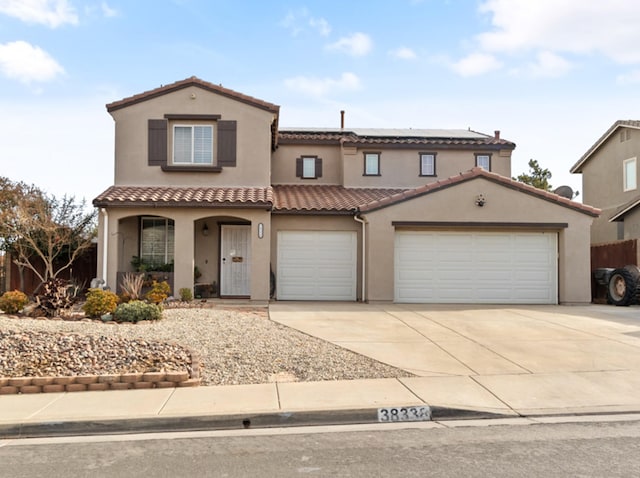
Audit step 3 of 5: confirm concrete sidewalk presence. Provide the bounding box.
[2,303,640,438]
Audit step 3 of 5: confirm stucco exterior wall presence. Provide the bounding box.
[579,127,640,243]
[363,177,594,304]
[97,206,271,302]
[109,85,275,188]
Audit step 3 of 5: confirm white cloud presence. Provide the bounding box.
[280,9,331,37]
[100,1,117,18]
[526,51,572,78]
[327,32,373,57]
[390,47,417,60]
[617,69,640,85]
[478,0,640,64]
[451,53,502,76]
[284,72,361,96]
[0,0,78,28]
[0,41,65,83]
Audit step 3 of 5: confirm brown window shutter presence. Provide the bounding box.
[296,157,303,177]
[316,158,323,178]
[148,119,167,166]
[217,120,237,167]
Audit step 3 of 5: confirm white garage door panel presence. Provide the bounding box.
[395,231,557,304]
[278,231,357,301]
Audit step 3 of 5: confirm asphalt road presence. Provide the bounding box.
[2,419,640,477]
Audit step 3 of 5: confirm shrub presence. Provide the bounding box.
[113,300,162,323]
[120,272,144,301]
[146,280,171,304]
[178,287,193,302]
[35,278,79,317]
[83,288,119,318]
[0,290,29,314]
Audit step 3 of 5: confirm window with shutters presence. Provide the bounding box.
[173,125,213,164]
[296,156,322,179]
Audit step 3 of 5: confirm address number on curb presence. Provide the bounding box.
[378,406,431,422]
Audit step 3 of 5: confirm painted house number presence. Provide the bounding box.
[378,406,431,422]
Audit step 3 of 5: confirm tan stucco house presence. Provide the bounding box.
[571,120,640,244]
[94,77,599,305]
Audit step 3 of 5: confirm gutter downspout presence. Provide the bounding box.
[353,212,367,302]
[101,208,108,282]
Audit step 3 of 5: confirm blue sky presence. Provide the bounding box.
[2,0,640,203]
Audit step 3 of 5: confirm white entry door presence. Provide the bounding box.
[220,225,251,297]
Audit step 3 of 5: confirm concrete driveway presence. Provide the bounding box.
[269,302,640,416]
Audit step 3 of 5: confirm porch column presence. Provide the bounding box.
[173,216,195,296]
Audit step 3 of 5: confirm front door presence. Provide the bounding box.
[220,225,251,297]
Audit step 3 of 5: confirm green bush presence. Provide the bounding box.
[178,287,193,302]
[113,300,162,323]
[83,288,119,318]
[0,290,29,314]
[146,280,171,304]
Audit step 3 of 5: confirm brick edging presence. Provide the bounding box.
[0,349,202,395]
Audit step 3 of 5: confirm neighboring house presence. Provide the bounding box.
[94,76,599,305]
[571,120,640,244]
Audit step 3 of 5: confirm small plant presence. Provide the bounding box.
[113,300,162,323]
[179,287,193,302]
[146,280,171,304]
[83,288,119,318]
[35,278,79,317]
[0,290,29,314]
[120,272,144,301]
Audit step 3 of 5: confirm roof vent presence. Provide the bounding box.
[340,110,345,129]
[494,130,500,140]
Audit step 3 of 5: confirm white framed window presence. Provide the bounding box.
[420,153,436,176]
[173,125,213,164]
[364,152,380,176]
[302,157,316,178]
[140,217,174,268]
[624,157,637,191]
[475,154,491,171]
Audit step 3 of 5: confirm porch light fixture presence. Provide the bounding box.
[258,223,264,239]
[475,194,486,207]
[202,223,209,236]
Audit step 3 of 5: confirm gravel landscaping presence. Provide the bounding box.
[0,306,413,386]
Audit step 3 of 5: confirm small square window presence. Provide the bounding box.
[624,157,637,191]
[420,153,436,176]
[476,154,491,171]
[364,153,380,176]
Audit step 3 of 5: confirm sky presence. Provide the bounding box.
[2,0,640,204]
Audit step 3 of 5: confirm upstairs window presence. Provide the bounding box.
[475,154,491,171]
[173,125,213,164]
[296,156,322,179]
[624,157,637,191]
[420,153,436,176]
[364,152,380,176]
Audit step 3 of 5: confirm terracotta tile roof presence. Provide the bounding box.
[278,128,515,149]
[358,167,600,217]
[93,186,273,208]
[609,194,640,222]
[272,185,407,214]
[571,120,640,173]
[106,76,280,114]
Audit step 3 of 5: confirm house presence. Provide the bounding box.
[94,76,599,305]
[571,120,640,244]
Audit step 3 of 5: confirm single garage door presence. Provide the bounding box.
[277,231,357,301]
[395,231,557,304]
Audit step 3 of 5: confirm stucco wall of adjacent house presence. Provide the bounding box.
[97,206,272,302]
[579,127,640,243]
[271,144,343,185]
[363,177,594,304]
[341,148,512,189]
[270,215,362,300]
[109,85,275,188]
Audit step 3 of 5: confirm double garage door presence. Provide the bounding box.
[395,231,558,304]
[277,230,558,304]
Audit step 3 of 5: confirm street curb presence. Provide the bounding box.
[0,406,512,439]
